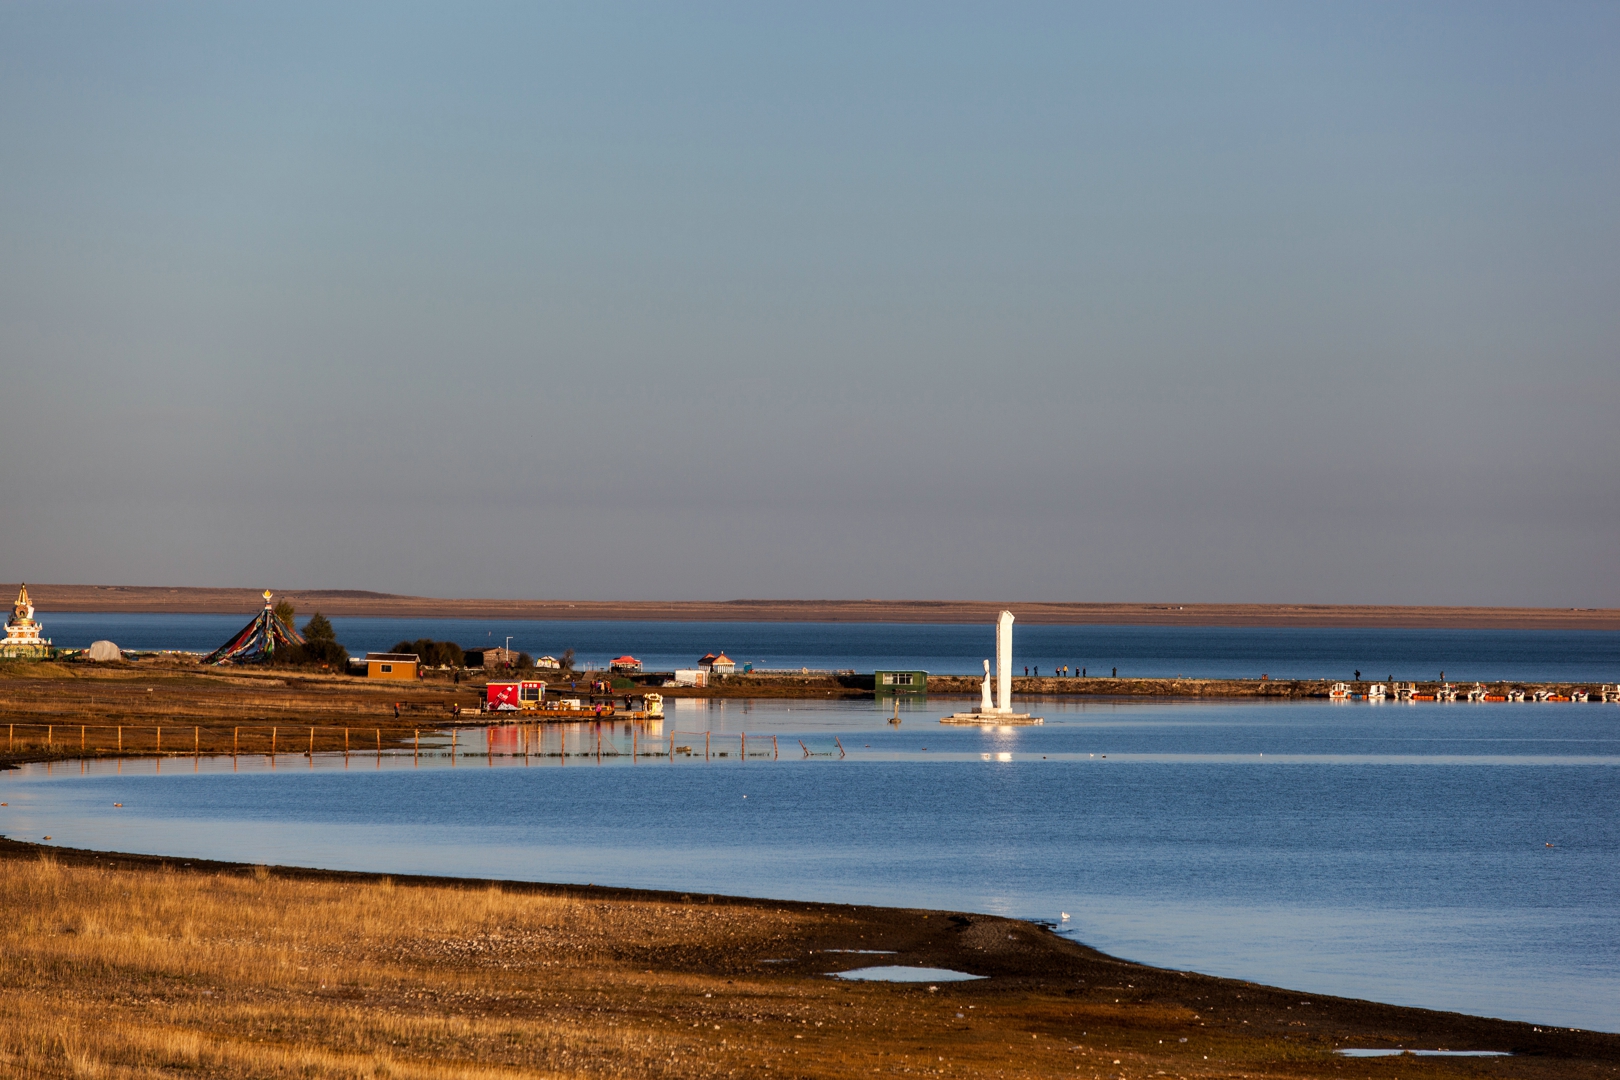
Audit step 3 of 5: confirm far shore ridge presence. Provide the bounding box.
[12,584,1620,630]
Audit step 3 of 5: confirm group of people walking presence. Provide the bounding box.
[1023,665,1117,678]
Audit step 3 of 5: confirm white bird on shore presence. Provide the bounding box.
[1061,912,1070,921]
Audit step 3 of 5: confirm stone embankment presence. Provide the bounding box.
[923,675,1319,698]
[670,672,1616,700]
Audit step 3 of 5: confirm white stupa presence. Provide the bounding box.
[2,584,52,659]
[941,610,1042,725]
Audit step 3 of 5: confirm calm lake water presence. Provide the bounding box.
[40,613,1620,682]
[4,699,1617,1031]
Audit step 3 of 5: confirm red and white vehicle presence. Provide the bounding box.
[485,681,545,711]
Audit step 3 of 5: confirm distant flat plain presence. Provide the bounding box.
[18,583,1620,629]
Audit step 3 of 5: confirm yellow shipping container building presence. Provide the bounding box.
[366,652,419,680]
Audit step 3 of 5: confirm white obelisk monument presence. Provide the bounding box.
[995,609,1013,712]
[943,608,1042,725]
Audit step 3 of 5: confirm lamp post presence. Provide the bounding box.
[506,636,513,670]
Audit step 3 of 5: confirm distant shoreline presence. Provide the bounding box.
[15,583,1620,630]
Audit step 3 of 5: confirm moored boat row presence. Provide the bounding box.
[1334,681,1619,703]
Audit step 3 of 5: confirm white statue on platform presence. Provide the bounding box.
[943,609,1039,724]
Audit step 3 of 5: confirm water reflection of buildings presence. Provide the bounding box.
[481,719,667,758]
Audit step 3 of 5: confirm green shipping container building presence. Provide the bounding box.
[874,670,928,695]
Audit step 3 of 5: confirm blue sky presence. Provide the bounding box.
[2,2,1616,604]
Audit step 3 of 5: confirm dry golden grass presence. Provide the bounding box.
[0,854,802,1078]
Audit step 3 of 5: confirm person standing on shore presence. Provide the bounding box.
[1112,667,1117,678]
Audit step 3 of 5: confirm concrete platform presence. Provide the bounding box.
[940,713,1043,725]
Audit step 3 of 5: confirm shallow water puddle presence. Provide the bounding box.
[1336,1049,1510,1057]
[831,966,984,982]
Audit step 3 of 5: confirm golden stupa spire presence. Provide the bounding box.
[13,584,31,623]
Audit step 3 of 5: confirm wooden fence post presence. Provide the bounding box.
[271,727,276,755]
[705,731,710,761]
[195,726,200,756]
[48,725,52,749]
[81,725,85,751]
[309,726,314,756]
[234,727,239,756]
[155,727,160,753]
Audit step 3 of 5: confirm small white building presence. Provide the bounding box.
[672,669,707,687]
[535,655,561,670]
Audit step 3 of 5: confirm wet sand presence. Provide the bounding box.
[18,583,1620,629]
